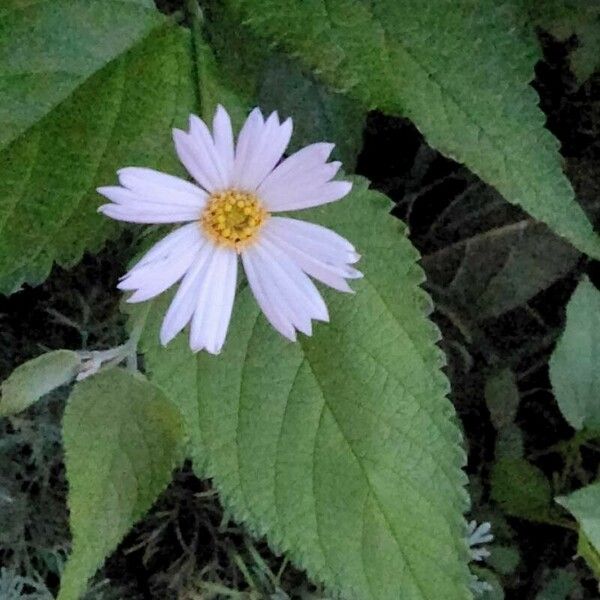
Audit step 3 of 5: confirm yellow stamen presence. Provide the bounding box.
[200,189,268,251]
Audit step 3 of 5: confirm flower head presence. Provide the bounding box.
[98,106,361,354]
[467,520,493,561]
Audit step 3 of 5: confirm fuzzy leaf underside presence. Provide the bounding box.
[226,0,600,258]
[139,177,471,599]
[59,368,184,600]
[549,277,600,431]
[0,2,195,294]
[0,350,80,416]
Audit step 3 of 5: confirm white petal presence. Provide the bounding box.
[256,238,329,323]
[190,247,238,354]
[267,217,359,261]
[249,246,313,336]
[259,142,334,189]
[160,243,215,345]
[241,246,297,341]
[258,161,341,210]
[127,223,202,271]
[242,238,329,340]
[98,201,200,224]
[212,105,235,182]
[189,114,229,186]
[117,167,207,208]
[173,128,223,193]
[121,239,202,303]
[263,180,352,212]
[263,227,360,293]
[234,111,293,191]
[232,108,264,188]
[257,142,334,200]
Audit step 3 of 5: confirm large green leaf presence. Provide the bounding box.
[0,2,195,293]
[549,277,600,431]
[225,0,600,258]
[139,177,471,599]
[59,368,184,600]
[204,2,366,167]
[556,481,600,578]
[258,55,366,169]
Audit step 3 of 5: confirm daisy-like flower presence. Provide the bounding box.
[467,520,494,562]
[98,106,361,354]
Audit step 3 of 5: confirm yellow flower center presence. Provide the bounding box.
[200,189,268,251]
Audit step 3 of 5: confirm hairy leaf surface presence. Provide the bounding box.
[226,0,600,258]
[59,368,183,600]
[0,2,194,293]
[0,350,80,416]
[557,482,600,578]
[205,3,366,168]
[549,277,600,431]
[139,177,471,599]
[258,56,366,169]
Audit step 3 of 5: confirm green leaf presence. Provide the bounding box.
[0,3,195,293]
[204,4,366,168]
[58,368,183,600]
[257,56,366,170]
[133,295,208,475]
[226,0,600,258]
[556,481,600,578]
[490,458,552,521]
[0,0,162,149]
[139,177,471,599]
[549,277,600,431]
[423,205,580,321]
[0,350,80,416]
[534,567,585,600]
[527,0,600,85]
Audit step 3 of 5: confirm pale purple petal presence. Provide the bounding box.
[257,142,334,200]
[212,105,235,181]
[234,111,293,191]
[190,247,238,354]
[258,161,341,210]
[160,243,215,345]
[126,223,201,271]
[263,223,361,293]
[117,167,207,208]
[266,217,359,262]
[231,108,264,188]
[173,127,223,193]
[189,114,229,186]
[241,238,329,340]
[121,239,203,303]
[256,238,329,323]
[263,180,352,212]
[241,246,297,341]
[98,199,201,224]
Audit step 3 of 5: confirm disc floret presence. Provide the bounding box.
[201,189,268,251]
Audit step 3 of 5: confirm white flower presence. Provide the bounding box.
[98,106,361,354]
[467,520,494,561]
